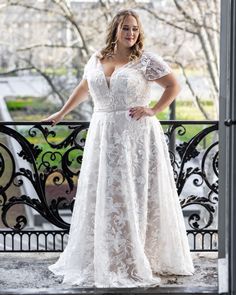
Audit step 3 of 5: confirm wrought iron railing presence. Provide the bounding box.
[0,120,219,252]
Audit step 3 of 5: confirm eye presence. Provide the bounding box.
[122,27,139,32]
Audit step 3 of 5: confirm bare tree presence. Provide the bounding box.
[0,0,220,120]
[0,0,93,120]
[137,0,220,119]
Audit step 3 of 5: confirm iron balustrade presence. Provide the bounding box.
[0,120,219,252]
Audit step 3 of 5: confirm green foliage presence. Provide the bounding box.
[150,99,216,121]
[6,97,56,113]
[44,67,77,76]
[6,99,33,110]
[44,67,67,75]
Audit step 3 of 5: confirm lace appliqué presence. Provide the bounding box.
[140,52,172,81]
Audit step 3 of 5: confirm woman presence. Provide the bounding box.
[43,9,194,288]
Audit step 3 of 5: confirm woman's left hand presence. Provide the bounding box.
[129,106,156,120]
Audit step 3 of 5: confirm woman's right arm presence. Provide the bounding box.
[41,78,89,126]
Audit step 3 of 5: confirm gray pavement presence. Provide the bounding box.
[0,252,217,290]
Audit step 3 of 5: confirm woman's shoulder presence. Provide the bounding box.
[83,49,102,69]
[139,49,172,81]
[86,49,101,60]
[141,50,165,62]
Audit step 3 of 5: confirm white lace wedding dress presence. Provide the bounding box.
[48,50,195,288]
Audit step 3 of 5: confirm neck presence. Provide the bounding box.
[115,43,131,58]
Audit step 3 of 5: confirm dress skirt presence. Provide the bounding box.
[48,109,194,288]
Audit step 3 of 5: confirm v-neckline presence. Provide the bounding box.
[97,57,134,91]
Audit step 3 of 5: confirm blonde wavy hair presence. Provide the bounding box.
[99,9,144,62]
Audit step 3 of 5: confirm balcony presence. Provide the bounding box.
[0,120,219,294]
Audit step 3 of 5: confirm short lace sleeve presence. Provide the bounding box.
[82,51,98,80]
[140,51,172,81]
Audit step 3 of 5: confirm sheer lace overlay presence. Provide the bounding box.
[48,50,194,288]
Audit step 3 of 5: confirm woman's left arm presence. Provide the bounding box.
[129,72,181,120]
[151,72,181,115]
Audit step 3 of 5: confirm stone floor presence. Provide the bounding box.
[0,252,218,294]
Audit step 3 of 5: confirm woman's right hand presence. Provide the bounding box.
[41,111,65,127]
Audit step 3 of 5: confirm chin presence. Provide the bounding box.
[124,42,136,48]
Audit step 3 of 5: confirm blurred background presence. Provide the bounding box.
[0,0,220,122]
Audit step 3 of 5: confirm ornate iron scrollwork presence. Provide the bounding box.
[0,121,218,234]
[0,122,89,230]
[164,121,219,230]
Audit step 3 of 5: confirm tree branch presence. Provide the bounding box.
[6,1,64,17]
[16,43,82,52]
[195,1,219,73]
[5,0,90,56]
[137,5,198,35]
[51,0,89,55]
[197,31,219,94]
[175,61,211,120]
[0,66,34,76]
[172,0,200,27]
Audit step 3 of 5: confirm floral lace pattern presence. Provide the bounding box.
[48,50,194,288]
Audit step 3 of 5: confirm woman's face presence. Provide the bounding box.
[116,15,140,49]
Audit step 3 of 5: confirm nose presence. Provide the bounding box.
[127,30,134,37]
